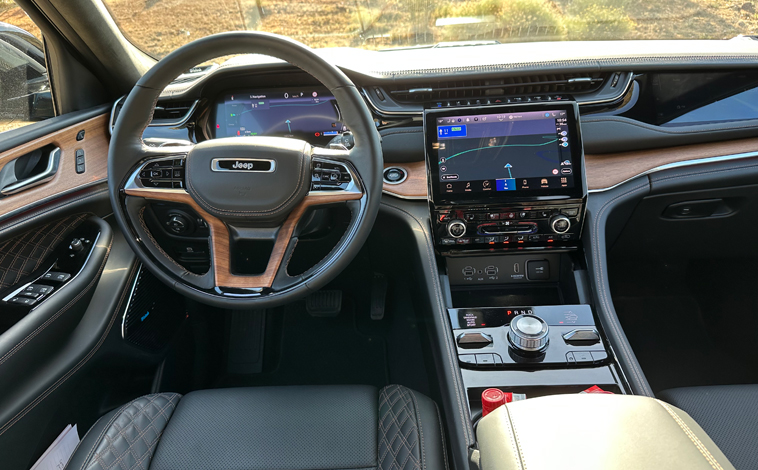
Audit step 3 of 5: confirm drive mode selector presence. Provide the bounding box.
[447,220,467,238]
[550,214,571,234]
[508,314,549,352]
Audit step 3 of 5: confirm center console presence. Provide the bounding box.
[424,101,628,415]
[425,102,586,251]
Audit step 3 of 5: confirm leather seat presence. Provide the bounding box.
[659,385,758,470]
[65,384,447,470]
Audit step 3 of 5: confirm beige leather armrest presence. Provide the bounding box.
[477,394,734,470]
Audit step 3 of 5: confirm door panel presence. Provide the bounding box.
[0,112,109,222]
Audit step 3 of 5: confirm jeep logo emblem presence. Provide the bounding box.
[211,158,275,173]
[232,161,255,170]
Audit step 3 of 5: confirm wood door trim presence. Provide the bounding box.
[0,114,110,217]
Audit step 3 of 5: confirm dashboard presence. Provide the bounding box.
[212,87,346,146]
[112,41,758,198]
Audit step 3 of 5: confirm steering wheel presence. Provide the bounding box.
[109,32,383,308]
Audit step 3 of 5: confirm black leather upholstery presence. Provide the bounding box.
[659,385,758,470]
[66,385,446,470]
[0,212,90,290]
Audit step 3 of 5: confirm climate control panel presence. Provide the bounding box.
[433,201,584,252]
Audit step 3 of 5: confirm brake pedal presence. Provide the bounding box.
[306,290,342,317]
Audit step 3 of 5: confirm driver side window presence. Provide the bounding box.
[0,3,54,134]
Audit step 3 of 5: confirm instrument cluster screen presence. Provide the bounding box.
[214,88,347,145]
[425,103,584,203]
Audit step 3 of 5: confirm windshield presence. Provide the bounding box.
[103,0,757,58]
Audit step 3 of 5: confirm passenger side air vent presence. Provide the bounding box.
[386,73,610,103]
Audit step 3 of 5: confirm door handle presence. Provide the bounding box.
[0,147,60,196]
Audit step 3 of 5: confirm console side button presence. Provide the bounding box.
[526,260,550,280]
[459,354,477,365]
[575,352,593,363]
[457,332,493,348]
[475,353,496,366]
[591,351,609,362]
[562,328,600,346]
[566,352,576,364]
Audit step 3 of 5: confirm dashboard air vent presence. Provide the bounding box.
[152,101,195,121]
[387,73,609,103]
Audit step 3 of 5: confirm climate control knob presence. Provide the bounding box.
[447,220,467,238]
[549,214,571,234]
[508,314,549,353]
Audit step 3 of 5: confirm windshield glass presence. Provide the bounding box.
[103,0,757,58]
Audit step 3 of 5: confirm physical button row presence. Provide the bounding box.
[459,353,504,366]
[311,161,352,191]
[566,350,608,364]
[139,158,186,189]
[432,95,570,109]
[440,233,575,245]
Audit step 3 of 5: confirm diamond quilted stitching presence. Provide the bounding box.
[379,385,421,470]
[84,393,181,470]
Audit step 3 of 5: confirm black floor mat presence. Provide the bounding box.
[614,295,758,393]
[215,296,389,389]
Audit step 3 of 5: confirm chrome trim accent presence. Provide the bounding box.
[110,97,199,134]
[578,73,634,106]
[210,158,276,173]
[1,148,61,196]
[109,96,125,135]
[383,166,408,185]
[588,151,758,193]
[121,264,143,340]
[381,189,427,200]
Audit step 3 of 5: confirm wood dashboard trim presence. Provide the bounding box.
[381,137,758,197]
[383,161,428,199]
[585,137,758,190]
[0,114,110,217]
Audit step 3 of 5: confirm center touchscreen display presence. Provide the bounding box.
[425,103,583,203]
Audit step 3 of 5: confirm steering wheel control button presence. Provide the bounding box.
[447,220,467,238]
[457,332,493,348]
[562,328,600,346]
[508,314,549,352]
[526,260,550,280]
[311,160,352,191]
[138,157,187,189]
[166,214,190,234]
[383,167,407,184]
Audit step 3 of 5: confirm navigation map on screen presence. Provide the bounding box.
[434,110,574,195]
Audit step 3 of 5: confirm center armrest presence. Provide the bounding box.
[476,394,734,470]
